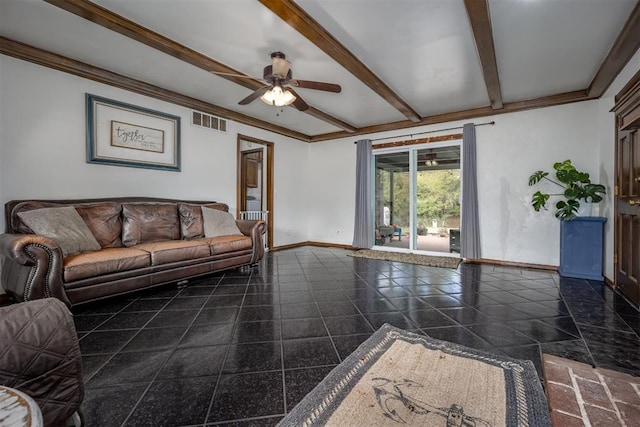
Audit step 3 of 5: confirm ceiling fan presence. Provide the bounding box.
[217,52,341,112]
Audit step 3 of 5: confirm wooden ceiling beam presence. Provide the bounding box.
[258,0,422,123]
[42,0,355,133]
[306,107,357,133]
[43,0,262,90]
[310,90,592,142]
[588,0,640,98]
[463,0,503,110]
[0,36,311,141]
[4,32,595,144]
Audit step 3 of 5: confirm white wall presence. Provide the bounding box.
[307,139,357,245]
[308,101,602,267]
[2,48,638,278]
[309,43,637,277]
[271,138,310,245]
[0,55,308,247]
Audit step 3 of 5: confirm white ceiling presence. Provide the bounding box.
[1,0,638,140]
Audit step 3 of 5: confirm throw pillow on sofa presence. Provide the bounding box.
[17,206,101,256]
[202,207,243,238]
[178,202,228,240]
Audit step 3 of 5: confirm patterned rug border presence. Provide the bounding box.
[347,249,462,269]
[278,324,551,427]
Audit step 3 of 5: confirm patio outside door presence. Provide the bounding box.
[373,142,461,255]
[415,146,461,254]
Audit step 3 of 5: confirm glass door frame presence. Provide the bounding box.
[372,139,462,257]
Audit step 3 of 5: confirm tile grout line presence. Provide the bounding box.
[276,260,288,416]
[632,382,640,400]
[597,371,628,427]
[202,269,251,425]
[115,271,227,426]
[75,247,639,426]
[116,288,190,427]
[568,366,593,427]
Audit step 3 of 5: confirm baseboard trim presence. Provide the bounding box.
[605,276,614,288]
[307,241,356,250]
[270,242,308,252]
[271,241,356,252]
[466,258,558,271]
[269,244,559,272]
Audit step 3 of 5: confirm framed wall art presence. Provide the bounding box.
[86,94,181,171]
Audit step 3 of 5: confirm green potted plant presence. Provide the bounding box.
[528,159,606,221]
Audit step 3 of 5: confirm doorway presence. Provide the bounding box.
[237,134,273,250]
[373,142,461,255]
[613,72,640,306]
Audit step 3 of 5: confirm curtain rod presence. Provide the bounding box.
[354,121,496,143]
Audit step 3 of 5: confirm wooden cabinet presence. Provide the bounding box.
[245,157,259,188]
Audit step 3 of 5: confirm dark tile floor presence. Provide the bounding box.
[73,247,640,427]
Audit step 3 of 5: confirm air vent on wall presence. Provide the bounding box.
[192,111,227,132]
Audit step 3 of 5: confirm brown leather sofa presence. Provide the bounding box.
[0,197,266,307]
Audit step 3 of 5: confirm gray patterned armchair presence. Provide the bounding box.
[0,298,84,426]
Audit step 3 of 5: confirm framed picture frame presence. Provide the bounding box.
[86,94,181,171]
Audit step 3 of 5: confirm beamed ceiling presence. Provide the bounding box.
[1,0,639,142]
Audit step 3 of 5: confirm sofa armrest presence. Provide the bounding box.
[0,233,69,306]
[236,220,266,264]
[0,298,84,426]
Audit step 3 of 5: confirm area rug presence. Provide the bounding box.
[348,249,462,269]
[278,324,551,427]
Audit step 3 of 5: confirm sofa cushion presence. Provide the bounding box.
[132,240,211,265]
[122,203,180,247]
[202,207,242,238]
[178,203,228,240]
[206,235,253,254]
[63,247,151,282]
[76,202,122,248]
[17,206,101,256]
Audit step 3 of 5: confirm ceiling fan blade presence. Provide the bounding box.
[286,88,309,111]
[289,79,341,93]
[238,86,270,105]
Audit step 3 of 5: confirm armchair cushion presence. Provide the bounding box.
[0,298,84,426]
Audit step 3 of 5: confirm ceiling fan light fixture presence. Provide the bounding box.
[260,85,296,107]
[272,57,291,78]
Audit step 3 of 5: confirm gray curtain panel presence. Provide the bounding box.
[353,139,373,248]
[461,123,481,259]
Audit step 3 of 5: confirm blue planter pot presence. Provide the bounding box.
[559,217,607,281]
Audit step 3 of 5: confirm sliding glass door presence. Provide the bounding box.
[374,151,410,249]
[373,142,461,255]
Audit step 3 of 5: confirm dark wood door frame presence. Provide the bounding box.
[237,134,274,250]
[612,68,640,306]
